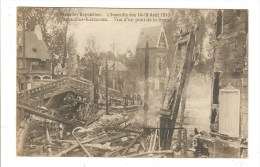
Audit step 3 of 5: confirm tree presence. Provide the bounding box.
[17,7,80,76]
[164,9,216,74]
[81,36,101,82]
[66,34,78,75]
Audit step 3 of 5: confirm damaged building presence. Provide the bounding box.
[15,8,249,158]
[209,9,248,157]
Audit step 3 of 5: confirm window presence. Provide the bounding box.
[216,10,222,38]
[213,72,220,104]
[32,76,41,80]
[159,32,166,48]
[32,62,38,66]
[43,76,50,79]
[20,83,25,91]
[18,59,23,68]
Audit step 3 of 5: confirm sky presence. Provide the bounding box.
[67,8,170,56]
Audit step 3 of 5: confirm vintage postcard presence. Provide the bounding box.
[16,7,248,158]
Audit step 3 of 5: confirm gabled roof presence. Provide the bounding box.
[17,31,50,61]
[136,26,168,49]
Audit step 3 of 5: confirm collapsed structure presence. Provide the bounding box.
[209,9,248,157]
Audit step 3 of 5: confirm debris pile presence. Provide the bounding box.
[22,109,178,157]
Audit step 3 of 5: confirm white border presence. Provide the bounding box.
[1,1,260,167]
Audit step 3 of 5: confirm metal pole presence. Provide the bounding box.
[72,127,92,157]
[105,56,109,115]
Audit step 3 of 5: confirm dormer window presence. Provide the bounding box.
[32,48,37,53]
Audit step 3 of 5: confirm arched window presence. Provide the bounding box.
[43,76,50,79]
[32,76,41,80]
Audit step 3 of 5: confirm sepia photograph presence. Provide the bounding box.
[15,7,249,158]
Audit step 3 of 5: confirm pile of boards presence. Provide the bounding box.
[22,110,175,157]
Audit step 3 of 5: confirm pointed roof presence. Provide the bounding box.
[136,26,168,49]
[17,31,50,61]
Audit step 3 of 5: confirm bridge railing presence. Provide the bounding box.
[17,76,123,100]
[99,86,122,98]
[70,78,92,91]
[18,77,70,99]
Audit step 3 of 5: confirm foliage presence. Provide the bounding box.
[81,36,102,81]
[164,9,217,76]
[17,7,80,75]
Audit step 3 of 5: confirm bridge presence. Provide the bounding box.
[17,76,123,106]
[17,76,123,126]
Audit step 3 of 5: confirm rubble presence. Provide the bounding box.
[17,74,195,158]
[20,105,183,157]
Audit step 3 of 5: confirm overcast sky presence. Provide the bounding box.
[67,8,169,56]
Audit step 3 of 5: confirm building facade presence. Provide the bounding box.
[210,9,248,139]
[17,25,52,92]
[136,26,169,91]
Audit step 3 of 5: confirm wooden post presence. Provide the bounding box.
[22,9,28,91]
[22,10,26,69]
[105,56,109,115]
[144,41,149,127]
[112,77,116,90]
[91,53,99,107]
[177,60,194,150]
[77,54,80,78]
[68,51,72,76]
[46,126,50,142]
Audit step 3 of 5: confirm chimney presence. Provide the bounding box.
[34,25,43,40]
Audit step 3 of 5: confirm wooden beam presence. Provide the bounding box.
[144,41,149,126]
[17,104,85,127]
[121,132,144,155]
[55,134,107,157]
[160,30,196,150]
[90,133,130,144]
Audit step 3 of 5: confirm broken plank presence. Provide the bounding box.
[83,144,115,151]
[148,132,154,151]
[140,141,146,151]
[17,104,85,127]
[85,110,105,126]
[106,147,125,157]
[105,127,142,134]
[152,129,157,151]
[55,134,107,157]
[90,133,130,144]
[31,131,56,142]
[122,132,144,155]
